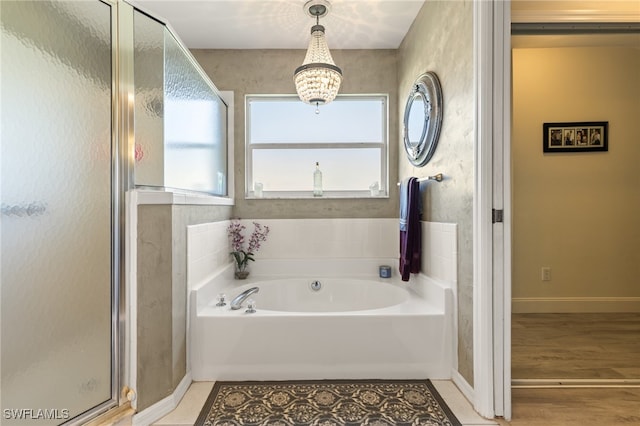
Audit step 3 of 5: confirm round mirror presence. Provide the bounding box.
[403,71,443,167]
[406,93,427,146]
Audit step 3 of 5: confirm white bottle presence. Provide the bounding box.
[313,162,323,197]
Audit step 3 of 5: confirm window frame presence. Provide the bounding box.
[245,94,389,199]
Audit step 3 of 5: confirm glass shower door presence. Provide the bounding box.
[1,1,115,423]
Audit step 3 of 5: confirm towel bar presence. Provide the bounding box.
[396,173,443,186]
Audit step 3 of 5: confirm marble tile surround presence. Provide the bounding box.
[187,219,457,287]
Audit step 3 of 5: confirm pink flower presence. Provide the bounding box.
[227,220,246,252]
[248,222,270,253]
[227,219,270,270]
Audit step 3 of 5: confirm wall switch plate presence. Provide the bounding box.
[541,267,551,281]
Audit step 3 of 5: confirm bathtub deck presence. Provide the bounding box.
[198,296,444,317]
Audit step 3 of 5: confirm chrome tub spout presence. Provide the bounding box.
[230,287,259,310]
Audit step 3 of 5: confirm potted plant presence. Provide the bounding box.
[227,219,270,279]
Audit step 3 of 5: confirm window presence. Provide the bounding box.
[246,95,388,198]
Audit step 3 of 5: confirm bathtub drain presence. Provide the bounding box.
[310,280,322,291]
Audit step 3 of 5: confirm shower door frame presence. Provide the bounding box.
[71,0,128,422]
[76,0,129,425]
[1,0,125,422]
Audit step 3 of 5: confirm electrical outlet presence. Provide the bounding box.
[541,267,551,281]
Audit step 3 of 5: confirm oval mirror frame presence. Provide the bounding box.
[402,71,443,167]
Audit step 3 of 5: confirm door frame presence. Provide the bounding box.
[475,1,640,420]
[473,0,511,420]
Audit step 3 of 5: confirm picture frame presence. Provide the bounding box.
[543,121,608,153]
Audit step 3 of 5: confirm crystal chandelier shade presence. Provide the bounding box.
[294,3,342,107]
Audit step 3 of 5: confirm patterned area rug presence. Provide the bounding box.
[195,379,462,426]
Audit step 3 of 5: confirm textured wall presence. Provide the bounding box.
[397,1,474,385]
[136,204,231,410]
[512,46,640,310]
[137,205,173,410]
[190,49,399,219]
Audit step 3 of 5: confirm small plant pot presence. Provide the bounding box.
[235,270,250,280]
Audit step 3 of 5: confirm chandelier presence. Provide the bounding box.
[294,0,342,111]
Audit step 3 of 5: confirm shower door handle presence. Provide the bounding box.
[1,202,47,217]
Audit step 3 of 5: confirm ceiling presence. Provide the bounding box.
[131,0,426,50]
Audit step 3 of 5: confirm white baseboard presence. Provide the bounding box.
[512,297,640,313]
[451,369,474,406]
[132,373,192,426]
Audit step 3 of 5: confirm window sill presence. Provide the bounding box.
[245,191,389,200]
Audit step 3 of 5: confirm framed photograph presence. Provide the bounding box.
[543,121,608,153]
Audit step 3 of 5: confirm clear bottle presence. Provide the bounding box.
[313,162,323,197]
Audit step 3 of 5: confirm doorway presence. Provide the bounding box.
[510,29,640,385]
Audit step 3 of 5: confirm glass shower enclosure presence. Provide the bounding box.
[1,0,118,423]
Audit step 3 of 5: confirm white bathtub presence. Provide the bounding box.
[238,278,409,313]
[189,268,454,381]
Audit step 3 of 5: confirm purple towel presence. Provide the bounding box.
[399,177,421,281]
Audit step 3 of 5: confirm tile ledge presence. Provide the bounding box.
[133,189,234,206]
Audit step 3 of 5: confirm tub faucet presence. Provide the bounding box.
[230,287,259,310]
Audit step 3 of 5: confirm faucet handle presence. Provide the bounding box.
[245,299,256,314]
[216,293,227,307]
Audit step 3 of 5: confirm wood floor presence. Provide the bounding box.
[507,313,640,425]
[512,313,640,380]
[500,313,640,426]
[497,388,640,425]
